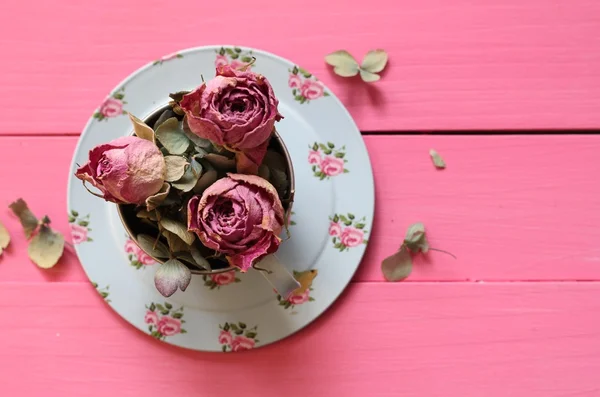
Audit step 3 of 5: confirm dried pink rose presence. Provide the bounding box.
[75,136,166,204]
[180,65,282,174]
[188,173,284,272]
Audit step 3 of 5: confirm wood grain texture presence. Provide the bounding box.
[1,282,599,397]
[1,0,600,134]
[1,135,599,282]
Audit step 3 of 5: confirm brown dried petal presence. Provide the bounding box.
[128,113,155,144]
[145,183,171,212]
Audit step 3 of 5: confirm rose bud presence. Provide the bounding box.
[187,173,284,271]
[180,65,282,174]
[75,136,166,204]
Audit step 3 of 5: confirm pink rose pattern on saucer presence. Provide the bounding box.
[93,87,127,121]
[202,270,241,290]
[218,322,259,352]
[288,65,330,104]
[329,213,369,251]
[91,282,111,303]
[124,237,157,269]
[277,270,317,310]
[145,302,187,341]
[214,46,255,70]
[69,210,92,244]
[153,52,183,66]
[309,142,349,180]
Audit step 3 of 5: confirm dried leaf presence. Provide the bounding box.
[361,49,388,74]
[429,149,446,169]
[137,234,170,258]
[190,244,211,270]
[325,50,360,77]
[28,224,64,269]
[9,198,38,239]
[269,168,288,198]
[263,150,286,172]
[172,158,203,192]
[175,252,196,266]
[258,164,270,180]
[136,209,158,221]
[164,156,188,182]
[154,108,176,130]
[169,91,190,103]
[203,153,236,170]
[162,230,189,254]
[154,259,192,297]
[155,117,190,155]
[128,113,155,143]
[403,222,429,253]
[0,220,10,256]
[145,183,171,212]
[182,116,213,149]
[193,169,218,194]
[159,217,195,245]
[381,246,412,281]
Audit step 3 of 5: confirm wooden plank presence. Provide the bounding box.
[0,282,599,396]
[1,135,599,282]
[1,0,600,134]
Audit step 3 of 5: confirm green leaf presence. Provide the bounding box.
[189,244,211,270]
[68,215,75,223]
[164,156,188,182]
[339,215,348,222]
[333,215,339,223]
[429,149,446,169]
[239,322,247,329]
[181,117,212,149]
[9,198,39,239]
[230,53,239,59]
[381,246,412,281]
[312,143,319,151]
[164,302,173,309]
[219,48,225,56]
[154,259,192,297]
[324,92,330,96]
[136,234,170,258]
[78,220,89,227]
[327,142,335,149]
[71,210,79,217]
[355,223,365,229]
[225,48,235,55]
[161,310,169,315]
[172,158,203,192]
[323,149,332,155]
[245,331,257,338]
[348,214,355,220]
[222,345,227,352]
[155,304,165,311]
[292,66,299,74]
[28,224,64,269]
[180,329,187,333]
[113,93,125,100]
[343,169,349,173]
[234,47,242,53]
[230,324,240,332]
[159,217,195,245]
[128,113,155,144]
[172,312,183,319]
[149,303,156,311]
[334,152,345,158]
[155,117,190,155]
[344,220,352,226]
[241,56,252,62]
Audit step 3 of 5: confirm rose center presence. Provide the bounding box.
[96,156,112,177]
[230,100,246,113]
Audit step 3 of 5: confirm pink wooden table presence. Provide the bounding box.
[1,1,600,395]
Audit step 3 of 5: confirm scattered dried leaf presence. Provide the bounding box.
[9,198,38,239]
[381,246,412,281]
[28,223,64,269]
[429,149,446,169]
[325,49,388,82]
[0,220,10,256]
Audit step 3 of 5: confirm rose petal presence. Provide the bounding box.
[154,259,192,297]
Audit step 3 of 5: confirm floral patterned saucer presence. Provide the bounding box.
[67,45,374,352]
